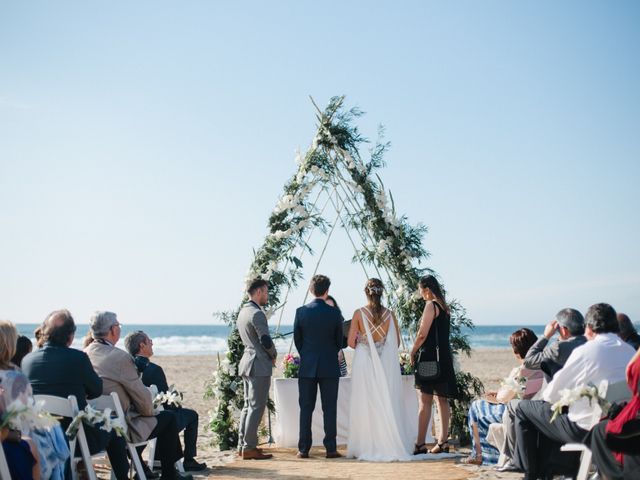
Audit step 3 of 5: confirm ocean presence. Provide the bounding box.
[16,323,555,355]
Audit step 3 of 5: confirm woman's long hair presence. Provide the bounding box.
[419,274,449,314]
[364,278,385,326]
[0,319,18,370]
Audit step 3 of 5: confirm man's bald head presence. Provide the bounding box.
[42,309,76,346]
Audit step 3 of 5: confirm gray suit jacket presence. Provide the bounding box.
[85,341,157,443]
[237,301,277,377]
[523,335,587,377]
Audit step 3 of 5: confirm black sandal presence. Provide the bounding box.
[430,441,450,454]
[413,443,428,455]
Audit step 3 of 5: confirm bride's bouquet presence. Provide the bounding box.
[399,352,413,375]
[282,354,300,378]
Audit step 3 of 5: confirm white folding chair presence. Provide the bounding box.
[145,385,185,474]
[34,394,108,480]
[90,391,149,480]
[0,438,12,480]
[560,380,632,480]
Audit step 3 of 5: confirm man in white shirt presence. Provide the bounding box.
[514,303,635,480]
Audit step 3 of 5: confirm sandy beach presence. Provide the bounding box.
[139,348,519,479]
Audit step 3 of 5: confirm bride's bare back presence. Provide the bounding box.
[348,307,400,347]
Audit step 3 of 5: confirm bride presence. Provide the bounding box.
[346,278,413,461]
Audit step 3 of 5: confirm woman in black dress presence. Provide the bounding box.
[410,275,458,454]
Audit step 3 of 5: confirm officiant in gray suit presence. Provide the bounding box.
[237,278,277,460]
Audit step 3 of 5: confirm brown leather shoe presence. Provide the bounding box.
[241,448,273,460]
[326,451,343,459]
[296,451,309,459]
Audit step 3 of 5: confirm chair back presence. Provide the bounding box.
[33,394,77,418]
[89,391,149,479]
[34,394,99,480]
[605,380,632,404]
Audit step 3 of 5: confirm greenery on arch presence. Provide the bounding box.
[204,96,483,450]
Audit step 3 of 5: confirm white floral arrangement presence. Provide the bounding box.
[0,397,60,432]
[550,380,610,426]
[153,385,184,409]
[500,368,527,400]
[65,404,128,441]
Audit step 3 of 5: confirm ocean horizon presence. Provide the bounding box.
[14,323,601,356]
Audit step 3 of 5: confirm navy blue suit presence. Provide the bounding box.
[138,358,200,461]
[293,298,343,453]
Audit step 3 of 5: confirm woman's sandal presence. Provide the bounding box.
[412,443,428,455]
[460,454,482,465]
[429,441,450,454]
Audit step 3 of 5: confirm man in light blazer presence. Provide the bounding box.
[237,278,277,460]
[85,311,192,480]
[293,274,344,459]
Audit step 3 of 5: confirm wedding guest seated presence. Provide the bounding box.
[1,321,40,480]
[21,310,130,479]
[617,313,640,350]
[85,311,192,480]
[462,328,543,465]
[326,296,348,377]
[11,335,33,368]
[497,308,587,472]
[514,303,635,480]
[2,319,70,480]
[587,348,640,479]
[124,330,207,472]
[523,308,586,381]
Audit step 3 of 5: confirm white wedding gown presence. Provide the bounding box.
[347,308,414,461]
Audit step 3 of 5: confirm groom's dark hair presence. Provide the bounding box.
[247,278,268,295]
[310,275,331,296]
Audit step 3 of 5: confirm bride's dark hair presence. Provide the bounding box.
[364,278,385,326]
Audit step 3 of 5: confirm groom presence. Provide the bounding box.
[293,274,344,458]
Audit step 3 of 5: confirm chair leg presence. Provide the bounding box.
[576,448,593,480]
[127,444,147,480]
[69,438,78,480]
[147,438,157,470]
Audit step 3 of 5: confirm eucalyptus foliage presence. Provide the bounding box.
[206,96,483,449]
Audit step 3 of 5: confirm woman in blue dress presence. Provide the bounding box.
[462,328,544,465]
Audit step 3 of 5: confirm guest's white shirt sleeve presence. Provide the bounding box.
[542,345,586,404]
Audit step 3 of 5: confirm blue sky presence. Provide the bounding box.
[1,1,639,326]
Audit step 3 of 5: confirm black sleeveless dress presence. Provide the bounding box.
[414,301,459,398]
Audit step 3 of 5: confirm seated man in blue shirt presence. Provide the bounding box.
[124,331,206,472]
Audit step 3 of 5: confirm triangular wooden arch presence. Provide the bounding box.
[206,96,483,450]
